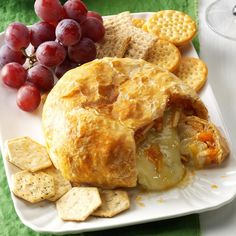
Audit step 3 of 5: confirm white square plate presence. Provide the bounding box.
[1,12,236,234]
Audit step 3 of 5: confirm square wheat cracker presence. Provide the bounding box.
[96,12,132,58]
[97,12,157,59]
[43,166,72,201]
[124,25,157,59]
[6,136,52,172]
[56,187,101,221]
[106,12,157,59]
[12,170,55,203]
[96,34,131,58]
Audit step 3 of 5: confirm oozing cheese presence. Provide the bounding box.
[136,111,185,190]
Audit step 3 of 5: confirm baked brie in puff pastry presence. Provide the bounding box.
[42,58,229,189]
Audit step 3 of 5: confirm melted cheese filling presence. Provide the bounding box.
[136,110,185,191]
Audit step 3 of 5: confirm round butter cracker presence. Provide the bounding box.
[175,57,208,92]
[132,18,145,29]
[142,22,148,32]
[147,10,197,46]
[147,39,181,72]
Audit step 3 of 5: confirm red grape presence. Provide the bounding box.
[68,37,96,64]
[87,11,103,23]
[17,84,41,112]
[55,57,77,78]
[81,17,105,42]
[0,62,27,88]
[64,0,87,23]
[0,45,26,68]
[5,22,30,51]
[56,19,81,46]
[34,0,64,24]
[27,64,54,91]
[30,22,56,48]
[36,41,66,67]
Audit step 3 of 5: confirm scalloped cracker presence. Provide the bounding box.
[142,22,148,32]
[147,10,196,46]
[132,18,145,28]
[176,57,208,91]
[147,39,181,72]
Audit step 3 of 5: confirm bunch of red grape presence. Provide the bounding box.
[0,0,105,112]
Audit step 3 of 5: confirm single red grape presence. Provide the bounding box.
[5,22,30,51]
[68,37,96,64]
[36,41,66,67]
[87,11,103,23]
[56,19,81,46]
[27,64,54,91]
[0,63,27,88]
[81,17,105,42]
[17,84,41,112]
[55,57,77,78]
[64,0,87,23]
[34,0,64,23]
[30,22,56,48]
[0,45,26,68]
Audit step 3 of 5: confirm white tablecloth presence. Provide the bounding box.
[199,1,236,235]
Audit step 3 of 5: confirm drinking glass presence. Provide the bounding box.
[206,0,236,40]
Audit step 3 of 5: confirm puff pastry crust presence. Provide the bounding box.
[42,58,208,188]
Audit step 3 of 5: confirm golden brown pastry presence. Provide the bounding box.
[42,58,208,188]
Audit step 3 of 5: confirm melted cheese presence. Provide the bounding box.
[137,111,185,190]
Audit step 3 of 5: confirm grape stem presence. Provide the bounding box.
[21,48,37,67]
[21,48,29,58]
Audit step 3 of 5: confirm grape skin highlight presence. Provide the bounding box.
[17,84,41,112]
[36,41,66,67]
[34,0,64,24]
[64,0,88,23]
[0,62,27,88]
[56,19,82,46]
[5,22,30,51]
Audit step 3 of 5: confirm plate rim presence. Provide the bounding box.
[0,11,236,234]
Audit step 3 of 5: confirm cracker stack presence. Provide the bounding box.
[5,136,130,222]
[96,12,157,60]
[130,10,208,92]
